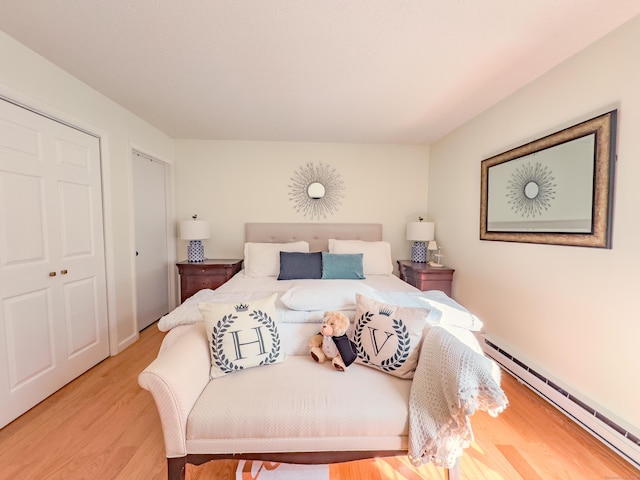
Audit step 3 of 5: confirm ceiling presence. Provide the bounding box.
[1,1,639,144]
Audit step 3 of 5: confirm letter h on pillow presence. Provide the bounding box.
[199,294,284,378]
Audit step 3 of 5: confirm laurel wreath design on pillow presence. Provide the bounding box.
[353,310,411,372]
[211,309,281,374]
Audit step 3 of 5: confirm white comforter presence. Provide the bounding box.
[159,270,483,332]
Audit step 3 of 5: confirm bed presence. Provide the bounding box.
[139,223,507,480]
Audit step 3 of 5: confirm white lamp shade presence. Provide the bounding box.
[180,219,210,240]
[406,221,434,241]
[428,240,438,251]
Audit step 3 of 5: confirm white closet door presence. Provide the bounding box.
[0,99,109,428]
[132,152,169,330]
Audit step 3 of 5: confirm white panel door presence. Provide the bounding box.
[132,152,169,331]
[0,98,109,428]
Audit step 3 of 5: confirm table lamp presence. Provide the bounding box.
[180,214,210,263]
[406,218,434,263]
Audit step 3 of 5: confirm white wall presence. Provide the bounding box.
[428,15,640,434]
[174,140,429,267]
[0,31,175,352]
[0,27,430,352]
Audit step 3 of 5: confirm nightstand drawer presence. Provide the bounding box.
[183,274,226,294]
[397,260,455,297]
[184,266,220,276]
[176,259,243,302]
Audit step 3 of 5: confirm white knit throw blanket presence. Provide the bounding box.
[408,326,508,468]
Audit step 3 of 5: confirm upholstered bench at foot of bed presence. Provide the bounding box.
[182,357,417,472]
[186,356,410,453]
[139,323,462,480]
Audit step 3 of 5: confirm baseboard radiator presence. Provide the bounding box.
[482,336,640,470]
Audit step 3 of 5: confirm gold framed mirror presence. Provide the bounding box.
[480,110,617,248]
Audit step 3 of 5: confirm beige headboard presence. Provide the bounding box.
[245,223,382,252]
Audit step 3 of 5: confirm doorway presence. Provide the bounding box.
[132,150,170,331]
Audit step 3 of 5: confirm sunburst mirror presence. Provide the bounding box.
[288,162,345,220]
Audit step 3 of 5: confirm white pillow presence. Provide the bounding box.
[352,294,430,379]
[199,294,284,378]
[328,239,393,275]
[280,280,382,311]
[244,241,309,277]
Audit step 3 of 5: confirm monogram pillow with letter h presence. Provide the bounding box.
[199,293,284,379]
[352,294,430,379]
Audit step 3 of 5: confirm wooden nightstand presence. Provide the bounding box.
[397,260,455,297]
[176,259,243,303]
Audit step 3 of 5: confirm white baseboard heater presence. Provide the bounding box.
[482,336,640,470]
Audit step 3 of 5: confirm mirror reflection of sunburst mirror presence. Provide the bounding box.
[506,161,557,218]
[288,162,345,220]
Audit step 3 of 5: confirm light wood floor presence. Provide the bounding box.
[0,323,638,480]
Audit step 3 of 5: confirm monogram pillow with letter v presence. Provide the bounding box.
[199,293,284,379]
[352,294,430,379]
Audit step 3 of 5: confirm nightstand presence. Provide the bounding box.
[176,259,243,303]
[397,260,455,297]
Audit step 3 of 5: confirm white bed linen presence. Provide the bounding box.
[217,269,418,294]
[159,270,483,356]
[159,271,416,331]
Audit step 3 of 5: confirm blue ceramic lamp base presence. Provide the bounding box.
[187,240,205,263]
[411,241,427,263]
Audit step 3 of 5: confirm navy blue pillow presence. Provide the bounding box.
[321,252,365,280]
[278,251,323,280]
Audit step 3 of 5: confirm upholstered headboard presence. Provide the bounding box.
[245,223,382,252]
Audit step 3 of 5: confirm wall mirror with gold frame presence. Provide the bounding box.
[480,110,617,248]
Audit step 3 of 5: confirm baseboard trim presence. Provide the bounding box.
[482,336,640,470]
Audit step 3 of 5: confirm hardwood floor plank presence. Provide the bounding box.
[0,322,638,480]
[0,323,168,480]
[496,445,546,480]
[464,429,524,479]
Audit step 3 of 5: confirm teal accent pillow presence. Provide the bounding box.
[321,252,365,280]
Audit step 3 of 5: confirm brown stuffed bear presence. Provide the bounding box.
[309,311,358,371]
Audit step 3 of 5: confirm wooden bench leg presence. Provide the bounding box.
[167,457,186,480]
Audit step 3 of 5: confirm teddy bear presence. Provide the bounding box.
[309,311,357,371]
